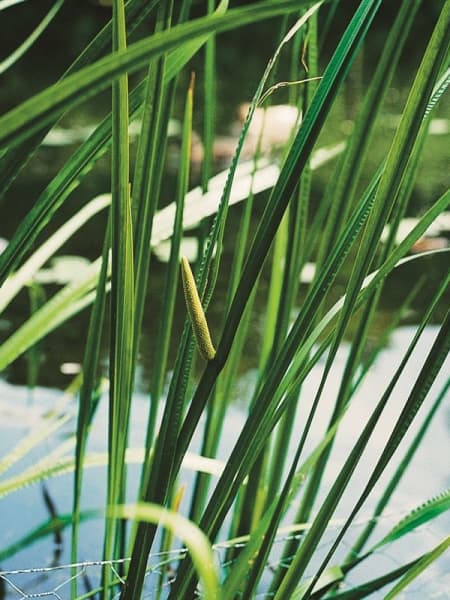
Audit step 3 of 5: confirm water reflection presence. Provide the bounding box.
[0,326,448,597]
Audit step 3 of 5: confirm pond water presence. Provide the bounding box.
[0,0,449,392]
[0,326,449,598]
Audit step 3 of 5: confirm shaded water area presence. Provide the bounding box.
[0,2,449,599]
[0,4,448,389]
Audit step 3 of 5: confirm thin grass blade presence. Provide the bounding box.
[0,0,64,75]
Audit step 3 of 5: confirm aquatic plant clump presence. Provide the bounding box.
[0,1,449,599]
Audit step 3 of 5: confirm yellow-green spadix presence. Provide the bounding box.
[180,256,216,361]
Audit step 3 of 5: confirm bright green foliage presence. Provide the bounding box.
[0,1,449,599]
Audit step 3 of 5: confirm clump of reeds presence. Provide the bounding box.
[0,1,449,599]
